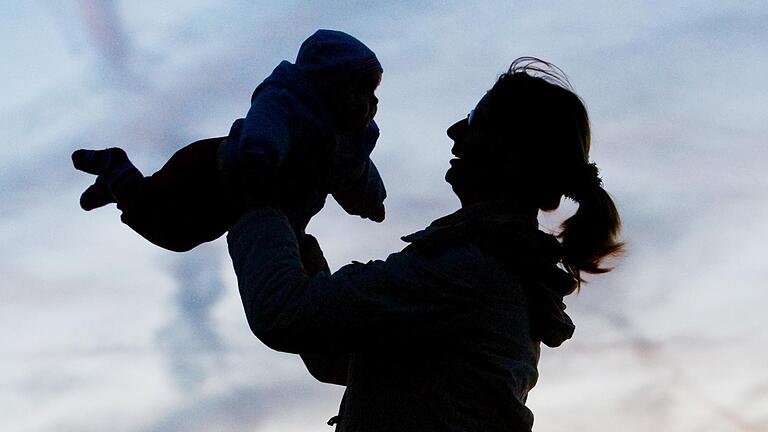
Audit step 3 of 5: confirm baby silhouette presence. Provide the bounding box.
[72,30,386,252]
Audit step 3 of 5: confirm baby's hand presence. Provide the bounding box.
[364,203,385,223]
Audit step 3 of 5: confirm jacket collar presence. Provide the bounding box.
[402,200,538,244]
[402,199,577,348]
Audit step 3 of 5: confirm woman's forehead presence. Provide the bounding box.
[469,91,493,125]
[474,92,492,113]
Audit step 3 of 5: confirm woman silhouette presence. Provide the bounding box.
[227,57,623,431]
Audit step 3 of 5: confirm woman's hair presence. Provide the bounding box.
[484,57,623,283]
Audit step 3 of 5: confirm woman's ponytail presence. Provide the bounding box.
[487,57,624,284]
[559,163,623,283]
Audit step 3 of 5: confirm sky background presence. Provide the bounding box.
[1,1,767,431]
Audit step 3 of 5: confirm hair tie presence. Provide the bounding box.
[564,162,602,201]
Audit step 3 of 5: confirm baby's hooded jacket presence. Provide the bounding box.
[223,30,386,229]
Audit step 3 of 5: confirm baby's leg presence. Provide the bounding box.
[117,137,240,252]
[73,139,240,252]
[72,146,202,251]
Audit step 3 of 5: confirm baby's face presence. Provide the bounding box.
[344,72,381,132]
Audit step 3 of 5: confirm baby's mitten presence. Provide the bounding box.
[364,203,385,223]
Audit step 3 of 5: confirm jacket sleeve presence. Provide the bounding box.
[238,89,294,173]
[227,208,470,354]
[295,233,349,385]
[332,157,386,218]
[332,120,386,218]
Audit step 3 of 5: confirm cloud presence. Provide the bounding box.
[155,246,227,391]
[139,379,338,432]
[2,1,768,431]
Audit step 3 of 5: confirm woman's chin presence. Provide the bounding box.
[445,165,457,185]
[445,159,467,184]
[445,166,465,196]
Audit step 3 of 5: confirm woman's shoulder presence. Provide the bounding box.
[385,236,526,303]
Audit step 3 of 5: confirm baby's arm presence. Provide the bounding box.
[332,121,386,222]
[332,157,386,222]
[237,88,295,179]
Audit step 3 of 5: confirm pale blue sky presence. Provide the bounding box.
[2,1,767,431]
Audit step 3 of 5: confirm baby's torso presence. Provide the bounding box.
[236,66,381,226]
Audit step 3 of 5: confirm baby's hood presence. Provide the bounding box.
[294,29,382,84]
[249,30,382,120]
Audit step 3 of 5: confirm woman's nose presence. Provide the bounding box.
[447,118,467,140]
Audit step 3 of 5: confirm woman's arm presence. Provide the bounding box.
[295,232,349,386]
[226,207,469,354]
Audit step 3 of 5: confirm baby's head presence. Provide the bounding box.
[334,70,381,133]
[296,30,383,132]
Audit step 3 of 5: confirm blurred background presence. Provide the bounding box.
[1,1,767,431]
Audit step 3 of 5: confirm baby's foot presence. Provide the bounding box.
[72,148,130,176]
[72,148,143,203]
[79,176,116,211]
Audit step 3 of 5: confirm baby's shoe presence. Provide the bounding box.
[78,176,115,210]
[72,148,143,210]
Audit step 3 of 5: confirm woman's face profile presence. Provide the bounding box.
[446,92,495,157]
[445,93,498,202]
[444,114,471,194]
